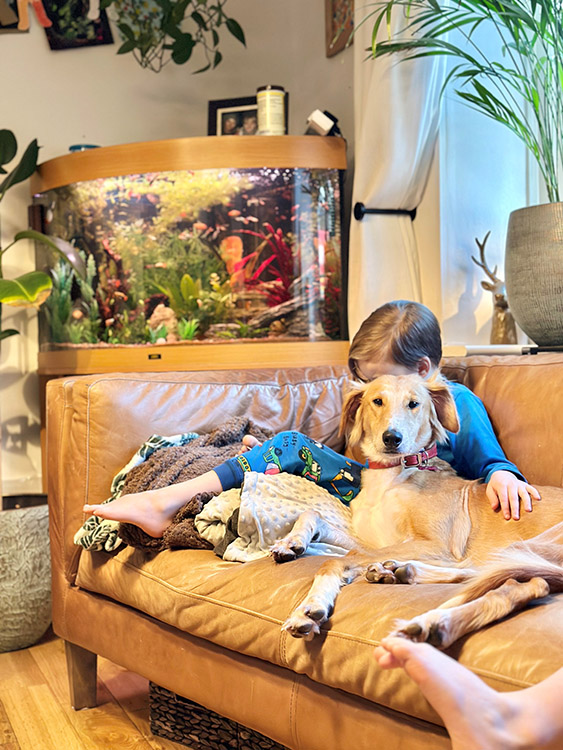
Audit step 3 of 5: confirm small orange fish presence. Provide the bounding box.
[228,209,241,217]
[193,221,207,231]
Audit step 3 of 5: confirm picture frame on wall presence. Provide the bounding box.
[208,97,259,136]
[325,0,353,58]
[42,0,113,50]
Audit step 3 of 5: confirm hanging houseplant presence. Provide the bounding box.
[0,129,84,652]
[363,1,563,344]
[100,0,246,73]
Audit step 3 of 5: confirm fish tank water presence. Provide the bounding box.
[32,138,345,349]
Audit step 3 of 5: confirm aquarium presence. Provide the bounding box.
[33,161,344,349]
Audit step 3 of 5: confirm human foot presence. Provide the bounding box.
[374,636,559,750]
[83,470,223,538]
[83,490,176,538]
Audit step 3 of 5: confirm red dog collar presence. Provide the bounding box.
[368,444,439,471]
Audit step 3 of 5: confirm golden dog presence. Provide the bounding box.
[274,374,563,647]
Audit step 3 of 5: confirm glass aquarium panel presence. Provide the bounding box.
[34,166,343,349]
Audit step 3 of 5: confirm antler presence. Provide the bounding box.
[471,231,500,283]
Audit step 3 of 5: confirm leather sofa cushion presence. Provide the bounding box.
[76,543,563,727]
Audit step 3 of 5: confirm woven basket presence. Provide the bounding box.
[149,682,288,750]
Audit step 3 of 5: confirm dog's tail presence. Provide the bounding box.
[447,540,563,605]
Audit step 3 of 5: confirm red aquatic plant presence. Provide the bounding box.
[234,223,295,306]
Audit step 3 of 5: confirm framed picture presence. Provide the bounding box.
[42,0,113,50]
[208,94,289,136]
[325,0,353,58]
[0,0,21,33]
[208,97,259,137]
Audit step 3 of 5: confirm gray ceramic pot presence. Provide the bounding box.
[505,202,563,346]
[0,503,51,652]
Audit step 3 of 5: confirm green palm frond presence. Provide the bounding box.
[360,1,563,201]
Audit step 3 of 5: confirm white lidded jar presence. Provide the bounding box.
[257,85,286,135]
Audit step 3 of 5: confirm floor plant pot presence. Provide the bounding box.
[0,496,51,652]
[505,202,563,346]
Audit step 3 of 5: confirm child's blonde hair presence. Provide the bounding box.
[348,300,442,380]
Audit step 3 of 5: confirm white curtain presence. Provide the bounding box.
[347,6,445,337]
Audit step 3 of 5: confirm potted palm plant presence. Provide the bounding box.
[0,129,83,652]
[363,1,563,345]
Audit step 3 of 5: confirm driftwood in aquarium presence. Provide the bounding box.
[248,276,321,329]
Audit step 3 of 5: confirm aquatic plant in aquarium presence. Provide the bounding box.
[33,164,343,348]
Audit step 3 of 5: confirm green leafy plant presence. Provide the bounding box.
[177,317,200,340]
[151,271,233,333]
[364,1,563,202]
[147,324,168,343]
[0,130,83,343]
[101,0,246,73]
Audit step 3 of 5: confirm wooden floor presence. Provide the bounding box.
[0,629,186,750]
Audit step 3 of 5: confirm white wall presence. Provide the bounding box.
[0,0,355,494]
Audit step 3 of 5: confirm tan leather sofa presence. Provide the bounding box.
[47,354,563,750]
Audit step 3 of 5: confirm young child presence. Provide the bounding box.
[374,636,563,750]
[83,300,539,537]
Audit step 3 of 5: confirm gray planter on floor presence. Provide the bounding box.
[505,202,563,346]
[0,502,51,652]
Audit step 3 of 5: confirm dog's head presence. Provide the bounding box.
[340,373,459,463]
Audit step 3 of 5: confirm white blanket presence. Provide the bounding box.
[195,472,354,563]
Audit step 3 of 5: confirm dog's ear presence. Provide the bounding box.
[425,374,460,434]
[339,383,365,442]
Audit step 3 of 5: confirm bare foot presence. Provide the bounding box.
[374,636,563,750]
[83,470,223,538]
[83,490,174,538]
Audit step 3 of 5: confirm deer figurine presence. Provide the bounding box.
[471,231,518,345]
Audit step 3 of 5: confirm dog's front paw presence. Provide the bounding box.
[281,600,331,639]
[365,560,414,584]
[270,537,306,564]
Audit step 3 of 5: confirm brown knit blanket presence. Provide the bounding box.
[118,417,272,552]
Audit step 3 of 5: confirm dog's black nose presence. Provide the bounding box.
[382,429,402,449]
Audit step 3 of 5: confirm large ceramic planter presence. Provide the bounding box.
[0,501,51,652]
[505,202,563,345]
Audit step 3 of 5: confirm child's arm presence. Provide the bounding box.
[443,382,540,521]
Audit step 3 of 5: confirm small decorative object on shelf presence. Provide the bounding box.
[256,85,286,135]
[471,232,517,346]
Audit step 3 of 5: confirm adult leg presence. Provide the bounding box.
[375,636,563,750]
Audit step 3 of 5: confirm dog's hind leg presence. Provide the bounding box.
[282,551,366,639]
[391,576,550,649]
[365,558,476,585]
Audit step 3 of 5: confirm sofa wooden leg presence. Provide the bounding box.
[64,640,98,709]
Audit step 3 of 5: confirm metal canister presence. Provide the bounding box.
[256,85,286,135]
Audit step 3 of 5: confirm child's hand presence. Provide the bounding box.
[486,470,541,521]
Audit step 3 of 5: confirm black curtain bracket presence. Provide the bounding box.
[353,202,417,222]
